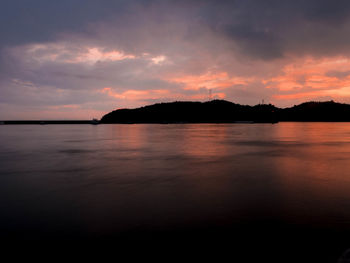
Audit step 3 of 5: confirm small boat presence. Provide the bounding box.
[91,118,99,125]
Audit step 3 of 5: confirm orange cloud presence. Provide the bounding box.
[167,71,251,90]
[266,57,350,90]
[23,43,175,67]
[151,55,166,65]
[24,43,137,65]
[48,104,81,110]
[70,48,136,64]
[100,87,170,100]
[100,87,226,102]
[265,56,350,102]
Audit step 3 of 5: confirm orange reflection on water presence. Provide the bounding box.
[176,124,232,158]
[272,123,350,224]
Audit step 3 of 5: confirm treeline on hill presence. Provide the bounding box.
[100,100,350,123]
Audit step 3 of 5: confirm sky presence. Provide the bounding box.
[2,0,350,119]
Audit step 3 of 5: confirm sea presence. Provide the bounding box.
[1,123,350,262]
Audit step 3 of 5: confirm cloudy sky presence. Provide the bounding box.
[2,0,350,119]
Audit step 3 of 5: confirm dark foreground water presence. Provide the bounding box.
[1,123,350,261]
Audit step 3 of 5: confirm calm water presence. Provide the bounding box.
[1,123,350,261]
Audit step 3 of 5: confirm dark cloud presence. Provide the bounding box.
[0,0,133,47]
[326,70,350,79]
[2,0,350,58]
[222,24,283,60]
[2,0,350,118]
[208,0,350,59]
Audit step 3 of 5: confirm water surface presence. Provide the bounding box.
[1,123,350,261]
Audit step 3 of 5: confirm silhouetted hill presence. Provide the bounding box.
[279,101,350,121]
[100,100,278,123]
[100,100,350,123]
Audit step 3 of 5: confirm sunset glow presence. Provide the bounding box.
[265,57,350,103]
[3,0,350,118]
[167,72,250,91]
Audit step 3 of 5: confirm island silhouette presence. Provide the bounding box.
[100,100,350,124]
[2,100,350,124]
